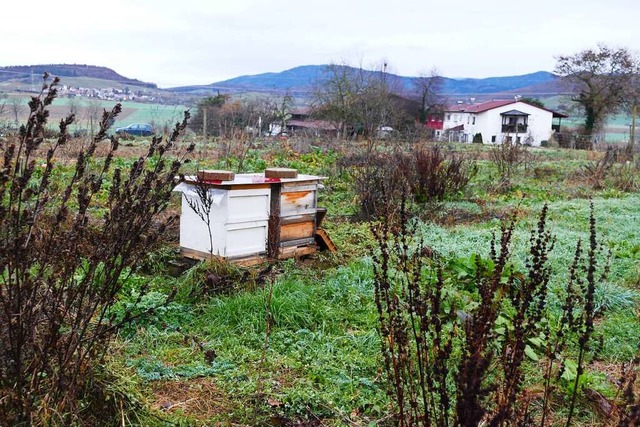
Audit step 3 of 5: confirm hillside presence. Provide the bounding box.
[168,65,562,97]
[0,64,157,89]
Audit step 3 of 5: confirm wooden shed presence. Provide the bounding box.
[173,169,330,265]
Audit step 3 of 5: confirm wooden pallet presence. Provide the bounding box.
[180,247,267,266]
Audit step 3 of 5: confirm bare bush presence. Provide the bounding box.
[411,145,477,203]
[0,75,194,425]
[345,145,477,221]
[579,147,616,189]
[490,140,530,190]
[346,150,409,222]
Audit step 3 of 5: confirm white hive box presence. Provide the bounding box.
[174,172,326,264]
[174,175,271,260]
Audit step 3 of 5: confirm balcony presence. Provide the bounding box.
[501,124,528,133]
[552,124,561,132]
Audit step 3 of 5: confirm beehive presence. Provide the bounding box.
[174,171,326,265]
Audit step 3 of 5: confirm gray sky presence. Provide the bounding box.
[2,0,638,88]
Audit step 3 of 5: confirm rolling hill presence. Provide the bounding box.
[0,63,569,101]
[167,65,565,98]
[0,64,157,89]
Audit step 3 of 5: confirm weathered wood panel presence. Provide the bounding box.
[281,190,316,216]
[281,213,316,226]
[277,244,317,259]
[280,221,315,241]
[180,247,266,266]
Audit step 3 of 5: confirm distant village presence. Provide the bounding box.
[57,84,158,102]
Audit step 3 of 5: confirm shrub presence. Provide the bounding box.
[346,150,410,221]
[579,148,616,190]
[0,76,194,425]
[411,145,478,203]
[371,202,607,426]
[345,145,477,220]
[472,132,483,144]
[490,139,529,191]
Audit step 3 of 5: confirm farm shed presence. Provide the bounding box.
[173,169,332,265]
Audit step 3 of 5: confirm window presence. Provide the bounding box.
[447,114,451,120]
[472,116,476,125]
[491,135,496,143]
[516,137,521,144]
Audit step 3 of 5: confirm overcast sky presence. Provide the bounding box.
[2,0,638,88]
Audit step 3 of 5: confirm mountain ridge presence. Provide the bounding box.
[167,65,564,97]
[0,63,567,98]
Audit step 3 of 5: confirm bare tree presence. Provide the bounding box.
[86,99,102,136]
[555,44,640,140]
[312,61,407,142]
[413,68,444,124]
[9,97,24,126]
[66,95,79,117]
[0,94,7,118]
[311,62,357,138]
[272,92,293,135]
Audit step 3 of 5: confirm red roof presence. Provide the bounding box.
[445,100,568,117]
[446,100,514,113]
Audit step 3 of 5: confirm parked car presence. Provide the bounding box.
[114,123,154,137]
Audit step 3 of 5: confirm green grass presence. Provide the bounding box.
[120,259,385,423]
[107,142,640,424]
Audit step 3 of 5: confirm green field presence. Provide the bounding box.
[0,94,188,133]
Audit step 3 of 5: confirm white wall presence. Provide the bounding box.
[477,102,553,146]
[443,102,554,146]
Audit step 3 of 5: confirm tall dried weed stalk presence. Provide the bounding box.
[0,75,194,425]
[372,201,609,426]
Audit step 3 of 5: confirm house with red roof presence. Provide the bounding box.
[268,107,339,138]
[437,99,567,146]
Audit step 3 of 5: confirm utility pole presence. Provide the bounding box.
[203,107,207,139]
[628,104,637,158]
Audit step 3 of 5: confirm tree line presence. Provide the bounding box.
[187,44,639,144]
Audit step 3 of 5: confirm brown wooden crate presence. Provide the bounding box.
[197,170,235,181]
[265,168,298,179]
[280,221,315,241]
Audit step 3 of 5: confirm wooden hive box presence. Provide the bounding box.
[267,173,324,260]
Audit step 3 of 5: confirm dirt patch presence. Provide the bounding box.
[150,378,234,421]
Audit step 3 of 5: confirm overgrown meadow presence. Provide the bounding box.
[1,87,639,426]
[103,138,640,425]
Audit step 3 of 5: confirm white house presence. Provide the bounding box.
[439,100,566,146]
